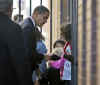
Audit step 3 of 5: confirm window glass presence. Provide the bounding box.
[12,0,30,21]
[31,0,40,14]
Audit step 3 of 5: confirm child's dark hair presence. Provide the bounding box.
[53,39,65,48]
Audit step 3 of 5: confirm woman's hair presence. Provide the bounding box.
[60,23,72,41]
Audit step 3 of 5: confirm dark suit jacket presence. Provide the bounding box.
[20,17,44,71]
[0,13,33,85]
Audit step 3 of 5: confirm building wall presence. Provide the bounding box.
[52,0,61,46]
[44,0,71,52]
[47,0,70,52]
[45,0,61,52]
[97,0,100,85]
[42,0,51,53]
[61,0,67,23]
[77,0,100,85]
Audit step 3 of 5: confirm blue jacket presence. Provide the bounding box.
[36,40,47,55]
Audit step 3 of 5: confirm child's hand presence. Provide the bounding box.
[36,68,41,78]
[44,55,51,61]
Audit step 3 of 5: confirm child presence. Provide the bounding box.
[48,41,72,85]
[47,39,66,85]
[32,40,48,85]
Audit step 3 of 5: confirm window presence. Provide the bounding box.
[60,0,72,24]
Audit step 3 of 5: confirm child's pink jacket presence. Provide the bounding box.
[49,42,72,79]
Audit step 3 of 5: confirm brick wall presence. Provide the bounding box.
[77,0,100,85]
[97,0,100,85]
[52,0,61,46]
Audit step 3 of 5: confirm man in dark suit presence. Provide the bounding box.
[20,6,50,71]
[0,0,33,85]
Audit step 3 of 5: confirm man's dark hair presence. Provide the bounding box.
[33,5,49,14]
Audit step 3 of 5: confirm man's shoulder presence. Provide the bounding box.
[7,20,22,32]
[20,18,34,29]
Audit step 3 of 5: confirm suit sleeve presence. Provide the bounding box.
[22,24,44,70]
[8,24,33,85]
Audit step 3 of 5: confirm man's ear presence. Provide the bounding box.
[34,11,39,16]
